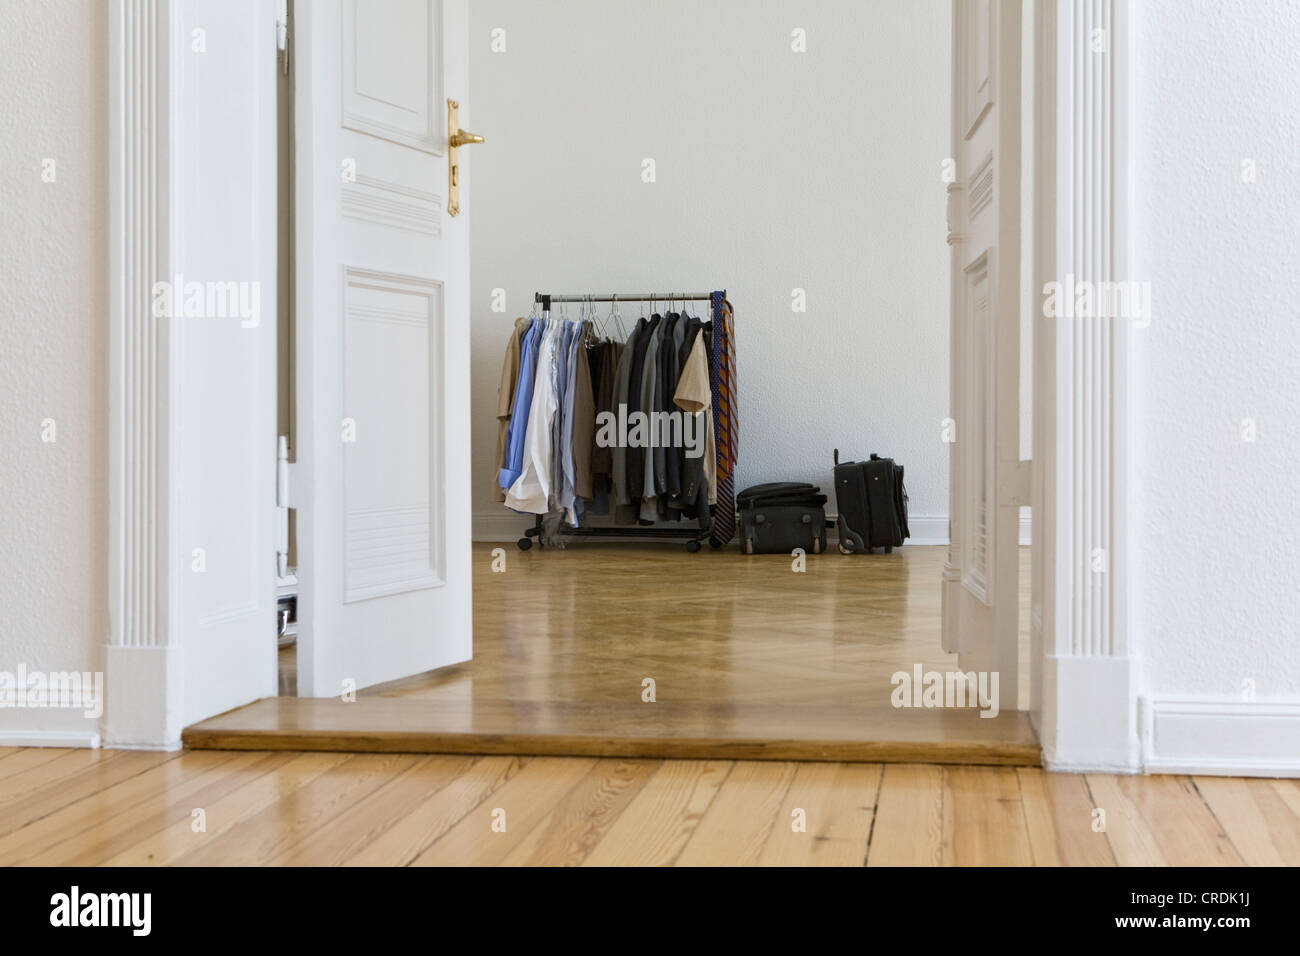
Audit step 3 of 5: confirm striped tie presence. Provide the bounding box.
[709,292,737,547]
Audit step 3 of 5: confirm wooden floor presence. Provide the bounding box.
[1,747,1294,866]
[187,543,1037,764]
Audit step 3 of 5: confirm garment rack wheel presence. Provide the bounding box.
[516,537,533,551]
[685,539,701,553]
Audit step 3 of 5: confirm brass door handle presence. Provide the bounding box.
[447,99,483,218]
[450,130,484,148]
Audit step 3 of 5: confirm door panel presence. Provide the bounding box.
[944,0,1021,711]
[295,0,472,696]
[178,0,279,724]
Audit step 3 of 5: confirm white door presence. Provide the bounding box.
[942,0,1023,711]
[176,0,281,724]
[294,0,474,696]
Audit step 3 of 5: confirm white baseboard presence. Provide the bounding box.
[901,515,951,546]
[1141,697,1300,777]
[0,730,101,748]
[0,701,102,748]
[472,511,1031,547]
[474,512,534,543]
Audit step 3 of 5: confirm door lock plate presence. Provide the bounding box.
[447,98,483,217]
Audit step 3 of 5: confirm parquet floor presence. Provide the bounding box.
[1,747,1294,866]
[189,543,1037,762]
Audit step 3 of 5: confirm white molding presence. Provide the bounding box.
[340,0,443,154]
[1141,698,1300,777]
[1031,0,1139,771]
[342,174,443,236]
[104,644,184,748]
[472,512,1032,547]
[1040,654,1138,772]
[0,731,102,749]
[0,696,103,748]
[106,0,184,748]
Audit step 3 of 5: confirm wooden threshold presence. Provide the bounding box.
[183,697,1041,766]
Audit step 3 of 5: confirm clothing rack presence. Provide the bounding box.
[518,289,728,553]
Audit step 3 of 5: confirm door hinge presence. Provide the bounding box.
[276,0,290,76]
[276,435,293,578]
[998,459,1032,508]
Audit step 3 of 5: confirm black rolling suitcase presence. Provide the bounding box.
[737,482,828,554]
[833,450,909,553]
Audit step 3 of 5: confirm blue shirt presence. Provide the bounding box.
[498,319,542,491]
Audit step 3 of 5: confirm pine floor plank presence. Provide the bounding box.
[500,759,660,866]
[0,750,240,865]
[0,748,122,804]
[866,763,944,866]
[1084,773,1169,865]
[343,756,525,866]
[0,750,175,839]
[1016,767,1116,866]
[175,754,418,866]
[1193,776,1300,866]
[940,766,1034,866]
[32,752,296,866]
[270,755,479,865]
[581,760,730,866]
[675,760,799,866]
[1107,774,1243,866]
[0,747,80,780]
[410,757,598,866]
[1271,777,1300,821]
[102,752,350,865]
[758,762,881,866]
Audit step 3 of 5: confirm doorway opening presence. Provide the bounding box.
[192,0,1039,765]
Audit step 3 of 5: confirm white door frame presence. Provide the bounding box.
[1029,0,1138,771]
[106,0,183,747]
[106,0,1139,767]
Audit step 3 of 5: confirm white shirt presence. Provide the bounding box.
[505,321,559,514]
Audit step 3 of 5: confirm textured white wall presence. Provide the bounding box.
[467,0,952,530]
[1134,0,1300,699]
[0,0,108,678]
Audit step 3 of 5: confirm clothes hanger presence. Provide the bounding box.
[605,294,626,342]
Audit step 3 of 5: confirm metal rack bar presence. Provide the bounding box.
[535,292,717,304]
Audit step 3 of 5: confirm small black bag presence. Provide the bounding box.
[833,450,909,553]
[737,482,828,555]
